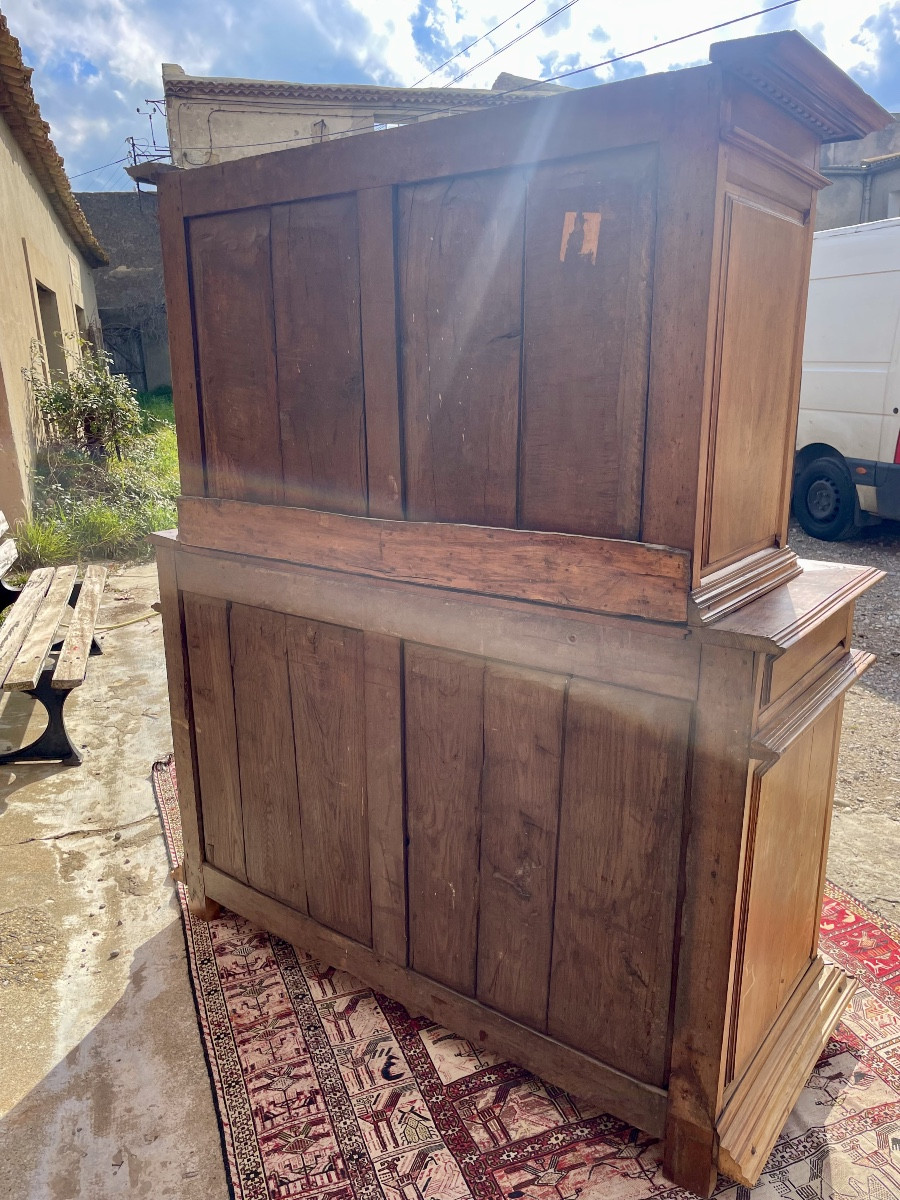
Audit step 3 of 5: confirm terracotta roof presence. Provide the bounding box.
[0,12,107,266]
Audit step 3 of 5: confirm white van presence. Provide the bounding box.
[794,217,900,539]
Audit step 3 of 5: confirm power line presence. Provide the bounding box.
[174,0,802,154]
[444,0,581,88]
[411,0,542,87]
[68,155,129,180]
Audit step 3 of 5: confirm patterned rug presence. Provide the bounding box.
[152,756,900,1200]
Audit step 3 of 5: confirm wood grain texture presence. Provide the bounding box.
[405,645,484,995]
[0,537,17,579]
[703,196,808,569]
[272,197,367,515]
[52,564,107,689]
[548,679,691,1085]
[664,644,757,1195]
[157,175,205,496]
[358,186,404,520]
[519,148,656,538]
[189,208,282,504]
[154,538,208,913]
[204,864,669,1138]
[183,593,246,882]
[177,496,690,622]
[363,632,407,962]
[477,664,565,1029]
[398,173,524,526]
[4,565,77,690]
[172,543,700,701]
[286,616,372,945]
[0,567,53,686]
[230,603,307,912]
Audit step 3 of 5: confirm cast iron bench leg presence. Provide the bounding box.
[0,670,82,766]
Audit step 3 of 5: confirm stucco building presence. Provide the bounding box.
[161,64,561,169]
[817,116,900,229]
[0,12,105,523]
[75,191,171,394]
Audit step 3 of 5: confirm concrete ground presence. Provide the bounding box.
[0,534,897,1199]
[0,564,228,1200]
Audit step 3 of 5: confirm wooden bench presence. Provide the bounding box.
[0,509,106,766]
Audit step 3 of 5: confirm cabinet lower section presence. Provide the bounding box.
[155,536,879,1195]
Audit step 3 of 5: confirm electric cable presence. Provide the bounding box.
[443,0,581,88]
[411,0,542,87]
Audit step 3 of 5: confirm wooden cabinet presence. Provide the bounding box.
[152,32,888,1194]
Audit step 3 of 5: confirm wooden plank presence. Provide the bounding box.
[182,594,246,882]
[167,540,700,702]
[477,664,565,1029]
[519,147,655,538]
[204,863,669,1139]
[286,616,371,945]
[156,174,205,497]
[641,110,722,554]
[703,196,808,569]
[0,538,17,578]
[405,645,484,995]
[363,632,407,962]
[189,207,282,504]
[271,197,368,515]
[177,67,693,218]
[0,511,9,538]
[398,173,524,525]
[0,567,54,686]
[357,186,404,520]
[177,496,691,623]
[548,679,691,1086]
[52,564,106,689]
[4,566,77,690]
[230,603,307,912]
[154,537,211,916]
[663,644,757,1197]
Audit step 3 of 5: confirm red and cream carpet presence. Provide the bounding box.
[152,757,900,1200]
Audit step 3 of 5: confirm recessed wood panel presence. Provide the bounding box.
[477,664,566,1029]
[705,197,808,568]
[398,173,525,526]
[286,616,371,945]
[405,645,484,994]
[519,147,657,538]
[272,197,368,515]
[548,680,691,1085]
[183,594,246,882]
[733,703,841,1077]
[189,209,281,503]
[230,603,307,912]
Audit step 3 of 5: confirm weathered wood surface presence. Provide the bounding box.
[4,565,78,690]
[0,568,53,685]
[52,564,107,689]
[177,496,691,622]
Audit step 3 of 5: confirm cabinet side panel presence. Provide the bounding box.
[183,593,246,882]
[548,680,691,1085]
[704,197,808,569]
[398,174,525,526]
[230,603,308,912]
[272,197,368,515]
[477,664,566,1030]
[405,645,484,994]
[732,702,842,1078]
[189,209,282,504]
[519,147,656,539]
[286,617,372,946]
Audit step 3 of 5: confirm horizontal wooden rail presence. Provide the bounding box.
[176,497,690,623]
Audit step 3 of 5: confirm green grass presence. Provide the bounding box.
[14,418,179,569]
[136,386,175,429]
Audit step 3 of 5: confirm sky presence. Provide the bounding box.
[4,0,900,192]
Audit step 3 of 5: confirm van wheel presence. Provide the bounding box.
[792,457,859,541]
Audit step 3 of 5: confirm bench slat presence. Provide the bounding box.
[0,538,17,579]
[4,565,78,691]
[0,511,8,539]
[0,568,55,686]
[52,565,107,689]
